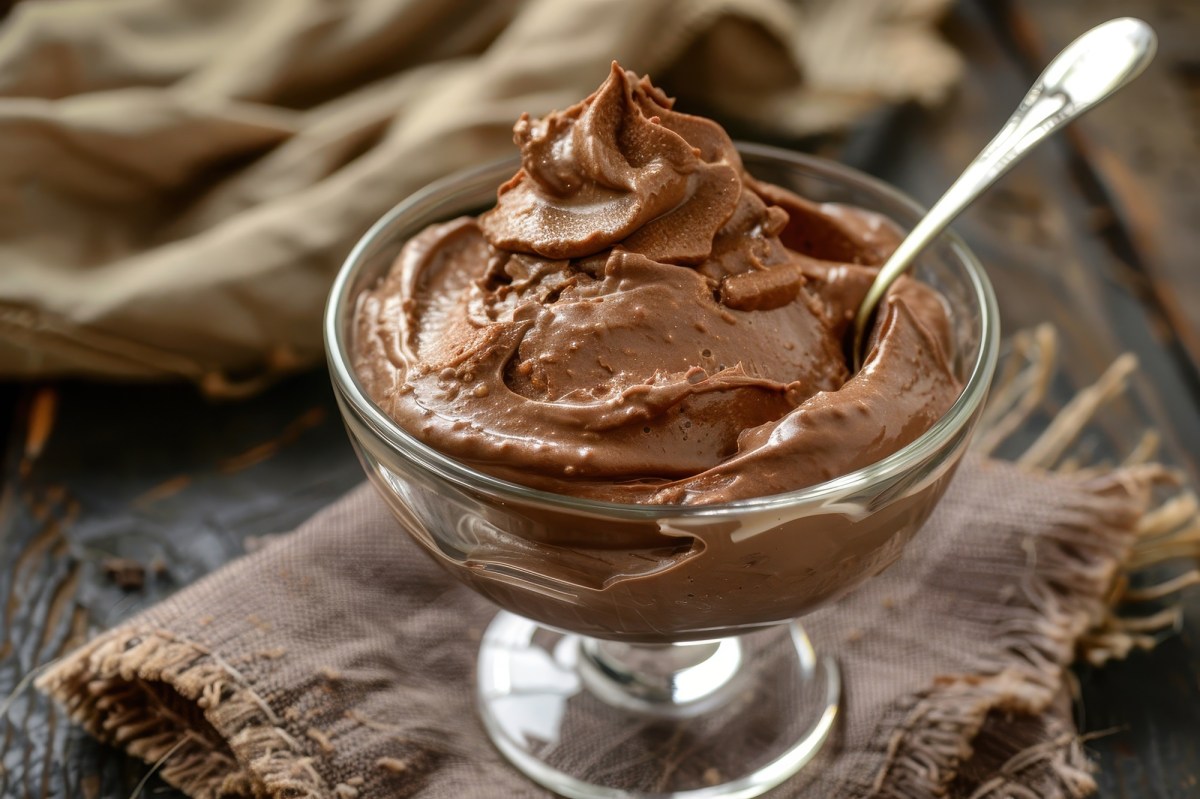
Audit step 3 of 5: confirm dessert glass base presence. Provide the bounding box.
[478,612,838,799]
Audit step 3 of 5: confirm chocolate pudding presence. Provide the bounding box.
[340,64,988,641]
[352,64,959,506]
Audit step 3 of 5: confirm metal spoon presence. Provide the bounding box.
[851,17,1157,371]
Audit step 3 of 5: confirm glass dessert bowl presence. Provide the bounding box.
[325,146,998,798]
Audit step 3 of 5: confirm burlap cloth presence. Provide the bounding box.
[34,456,1153,799]
[37,323,1195,799]
[0,0,960,392]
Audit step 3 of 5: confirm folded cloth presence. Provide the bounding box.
[0,0,960,392]
[37,455,1153,799]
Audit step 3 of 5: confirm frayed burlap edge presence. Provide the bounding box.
[854,467,1157,799]
[856,325,1194,799]
[36,628,326,799]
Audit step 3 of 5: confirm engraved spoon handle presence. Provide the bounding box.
[851,17,1157,370]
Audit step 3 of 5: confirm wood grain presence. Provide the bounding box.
[1003,0,1200,380]
[1,373,362,798]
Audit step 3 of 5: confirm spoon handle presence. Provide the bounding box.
[851,17,1157,370]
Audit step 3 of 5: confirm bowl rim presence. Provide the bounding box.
[324,142,1000,519]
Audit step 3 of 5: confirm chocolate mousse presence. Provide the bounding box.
[352,63,959,506]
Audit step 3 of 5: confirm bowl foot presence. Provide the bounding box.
[477,612,840,798]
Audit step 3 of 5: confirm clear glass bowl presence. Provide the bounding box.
[325,145,999,799]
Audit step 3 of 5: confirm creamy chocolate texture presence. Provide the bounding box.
[353,63,960,506]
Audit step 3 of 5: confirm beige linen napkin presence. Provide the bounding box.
[0,0,960,392]
[33,456,1156,799]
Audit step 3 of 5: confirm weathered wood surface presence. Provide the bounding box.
[1006,0,1200,381]
[2,1,1198,796]
[1,374,364,797]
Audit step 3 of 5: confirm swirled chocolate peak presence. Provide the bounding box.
[481,63,740,264]
[353,63,961,505]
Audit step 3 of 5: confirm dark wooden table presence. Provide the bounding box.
[3,1,1199,796]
